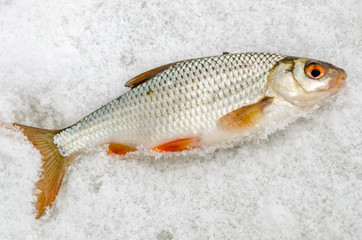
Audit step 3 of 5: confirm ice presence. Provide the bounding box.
[0,0,361,239]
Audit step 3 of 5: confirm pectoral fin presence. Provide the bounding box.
[218,97,274,131]
[107,142,137,156]
[152,137,200,152]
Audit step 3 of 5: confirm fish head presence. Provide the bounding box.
[268,57,347,108]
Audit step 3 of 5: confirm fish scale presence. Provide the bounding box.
[53,52,286,156]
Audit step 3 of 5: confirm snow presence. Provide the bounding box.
[0,0,361,239]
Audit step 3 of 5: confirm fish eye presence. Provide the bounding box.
[305,63,325,80]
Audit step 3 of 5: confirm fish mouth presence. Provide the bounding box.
[329,69,347,90]
[324,69,346,97]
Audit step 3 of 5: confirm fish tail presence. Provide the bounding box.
[13,123,77,219]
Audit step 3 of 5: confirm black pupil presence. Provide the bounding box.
[311,68,321,78]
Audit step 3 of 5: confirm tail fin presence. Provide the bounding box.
[13,123,77,219]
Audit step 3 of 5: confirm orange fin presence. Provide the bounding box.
[107,142,137,156]
[217,97,274,130]
[13,123,77,219]
[125,62,177,88]
[152,137,200,152]
[125,54,222,88]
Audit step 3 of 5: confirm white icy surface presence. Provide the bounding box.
[0,0,361,239]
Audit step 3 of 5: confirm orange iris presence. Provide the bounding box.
[305,63,325,79]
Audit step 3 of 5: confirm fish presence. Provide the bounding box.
[5,52,346,218]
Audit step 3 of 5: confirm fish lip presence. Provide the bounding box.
[329,81,346,90]
[328,69,347,90]
[324,70,346,97]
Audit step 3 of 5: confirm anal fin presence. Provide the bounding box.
[152,137,200,152]
[107,142,137,156]
[218,97,274,130]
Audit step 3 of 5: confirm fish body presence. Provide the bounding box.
[54,52,287,155]
[8,52,346,218]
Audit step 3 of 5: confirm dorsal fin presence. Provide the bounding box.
[125,53,226,88]
[125,62,178,88]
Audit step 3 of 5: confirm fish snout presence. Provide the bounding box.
[329,68,347,90]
